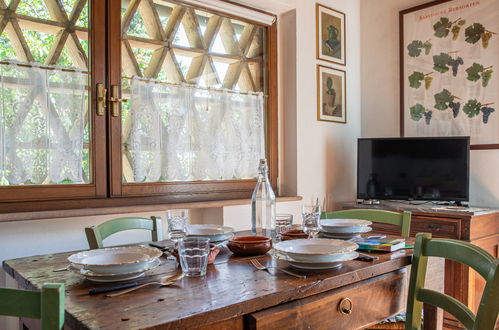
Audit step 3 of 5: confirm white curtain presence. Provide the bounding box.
[0,62,87,185]
[124,77,265,182]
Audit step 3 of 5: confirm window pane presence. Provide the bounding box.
[0,0,91,185]
[121,0,266,183]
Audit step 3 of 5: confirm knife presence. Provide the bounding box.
[89,282,140,295]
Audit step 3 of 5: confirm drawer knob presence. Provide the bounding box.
[338,297,353,315]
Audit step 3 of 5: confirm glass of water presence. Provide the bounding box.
[166,209,189,240]
[274,214,293,239]
[178,237,210,277]
[301,204,321,239]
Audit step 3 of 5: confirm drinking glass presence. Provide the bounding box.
[178,237,210,277]
[166,209,189,240]
[301,204,321,239]
[274,214,293,239]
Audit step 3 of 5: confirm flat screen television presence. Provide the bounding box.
[357,137,470,202]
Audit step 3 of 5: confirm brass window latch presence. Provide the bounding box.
[96,84,128,117]
[109,85,128,117]
[96,83,107,116]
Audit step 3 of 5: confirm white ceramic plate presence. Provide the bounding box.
[320,219,373,233]
[68,246,162,274]
[274,251,359,270]
[68,258,161,282]
[187,224,235,242]
[274,239,358,262]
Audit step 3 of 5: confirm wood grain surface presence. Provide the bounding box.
[3,239,415,329]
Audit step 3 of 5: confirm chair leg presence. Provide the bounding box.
[423,303,443,330]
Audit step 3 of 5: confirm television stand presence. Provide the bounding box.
[358,199,381,205]
[343,200,499,330]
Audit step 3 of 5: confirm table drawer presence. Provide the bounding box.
[411,217,461,239]
[246,271,407,330]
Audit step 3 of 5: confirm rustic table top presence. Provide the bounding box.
[3,238,413,330]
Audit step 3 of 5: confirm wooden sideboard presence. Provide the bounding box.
[343,201,499,329]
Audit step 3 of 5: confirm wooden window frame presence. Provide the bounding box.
[0,0,108,203]
[0,0,278,213]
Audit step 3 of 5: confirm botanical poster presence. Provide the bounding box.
[402,0,499,145]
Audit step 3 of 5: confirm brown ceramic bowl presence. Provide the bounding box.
[281,229,308,241]
[227,236,272,256]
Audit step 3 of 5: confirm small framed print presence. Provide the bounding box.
[316,3,346,65]
[317,65,346,123]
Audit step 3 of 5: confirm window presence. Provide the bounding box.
[0,0,277,211]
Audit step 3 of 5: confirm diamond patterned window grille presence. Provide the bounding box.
[121,0,265,91]
[0,0,91,185]
[121,0,267,183]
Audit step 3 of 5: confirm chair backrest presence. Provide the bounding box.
[406,233,499,330]
[85,216,163,249]
[0,283,64,330]
[321,209,412,237]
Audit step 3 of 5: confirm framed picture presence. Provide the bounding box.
[316,4,346,65]
[317,65,346,123]
[400,0,499,149]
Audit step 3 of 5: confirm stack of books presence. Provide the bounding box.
[353,238,406,252]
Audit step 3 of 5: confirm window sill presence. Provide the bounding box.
[0,196,302,223]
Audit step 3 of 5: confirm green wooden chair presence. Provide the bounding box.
[85,216,163,249]
[321,209,412,237]
[0,283,64,330]
[406,233,499,329]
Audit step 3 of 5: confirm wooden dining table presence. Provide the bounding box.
[2,235,444,330]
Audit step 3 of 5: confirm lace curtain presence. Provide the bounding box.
[124,77,265,182]
[0,63,87,185]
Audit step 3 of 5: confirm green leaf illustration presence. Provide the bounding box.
[408,71,425,88]
[466,63,484,82]
[434,89,453,110]
[407,40,423,57]
[433,52,452,73]
[465,23,485,44]
[463,99,482,118]
[434,17,451,38]
[410,104,426,121]
[482,69,493,87]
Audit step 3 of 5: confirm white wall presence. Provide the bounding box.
[360,0,499,208]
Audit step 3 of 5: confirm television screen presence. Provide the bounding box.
[357,137,470,201]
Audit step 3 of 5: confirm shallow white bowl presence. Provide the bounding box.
[68,246,162,274]
[187,224,235,242]
[274,239,358,262]
[320,219,373,233]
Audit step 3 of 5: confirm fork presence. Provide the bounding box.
[250,259,306,279]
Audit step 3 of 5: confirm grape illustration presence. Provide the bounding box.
[481,107,495,124]
[424,111,433,125]
[481,32,492,48]
[449,101,461,118]
[424,76,433,90]
[449,57,464,77]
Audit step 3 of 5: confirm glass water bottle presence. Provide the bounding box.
[251,159,276,237]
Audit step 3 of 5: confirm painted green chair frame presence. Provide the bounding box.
[85,216,163,249]
[321,209,412,237]
[0,283,64,330]
[406,233,499,330]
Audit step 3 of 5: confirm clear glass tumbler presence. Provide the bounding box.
[178,237,210,277]
[274,214,293,239]
[301,204,321,239]
[166,209,189,240]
